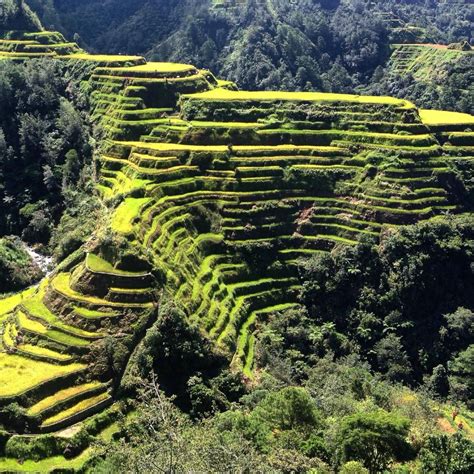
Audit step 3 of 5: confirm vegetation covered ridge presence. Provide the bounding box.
[0,24,473,471]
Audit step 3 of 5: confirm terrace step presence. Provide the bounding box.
[85,253,154,289]
[234,302,301,376]
[216,285,301,346]
[3,322,74,364]
[28,381,108,418]
[106,287,156,304]
[16,311,91,351]
[0,352,86,404]
[50,273,154,311]
[72,306,120,320]
[40,391,112,433]
[21,295,103,340]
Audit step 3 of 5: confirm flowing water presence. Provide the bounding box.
[23,244,54,276]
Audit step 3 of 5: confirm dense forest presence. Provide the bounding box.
[0,58,100,290]
[0,1,473,473]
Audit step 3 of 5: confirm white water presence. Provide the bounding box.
[23,244,54,276]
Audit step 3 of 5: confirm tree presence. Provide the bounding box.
[374,334,413,383]
[427,365,450,398]
[442,307,474,350]
[132,300,225,404]
[338,410,412,473]
[419,434,474,474]
[253,386,322,434]
[449,345,474,409]
[340,461,369,474]
[96,376,268,473]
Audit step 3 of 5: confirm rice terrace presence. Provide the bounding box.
[0,0,473,472]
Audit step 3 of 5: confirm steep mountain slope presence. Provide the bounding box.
[26,0,473,115]
[0,0,474,460]
[26,0,199,55]
[0,0,42,32]
[0,25,473,469]
[368,42,474,114]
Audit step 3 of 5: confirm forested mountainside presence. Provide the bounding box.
[0,0,41,32]
[28,0,474,113]
[0,2,473,473]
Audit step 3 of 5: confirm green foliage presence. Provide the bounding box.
[337,410,412,473]
[449,345,474,409]
[49,188,103,261]
[369,54,474,115]
[0,0,42,32]
[418,433,474,474]
[28,0,472,114]
[0,235,41,292]
[0,5,472,471]
[427,365,450,399]
[94,377,268,473]
[252,386,322,434]
[299,215,474,386]
[129,300,226,408]
[340,461,369,474]
[0,59,93,242]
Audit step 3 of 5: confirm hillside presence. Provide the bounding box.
[0,0,42,32]
[26,1,473,100]
[0,22,473,471]
[368,42,473,114]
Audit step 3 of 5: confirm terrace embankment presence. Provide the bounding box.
[389,43,473,81]
[0,28,473,469]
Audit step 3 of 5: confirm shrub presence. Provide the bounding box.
[337,410,413,473]
[0,236,42,293]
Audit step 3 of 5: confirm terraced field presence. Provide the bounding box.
[389,43,472,80]
[0,28,473,468]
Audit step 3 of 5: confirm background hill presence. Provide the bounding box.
[26,0,474,113]
[0,0,42,32]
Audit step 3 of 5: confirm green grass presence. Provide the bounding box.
[2,322,17,347]
[61,53,144,63]
[86,253,148,276]
[17,345,73,362]
[73,306,119,319]
[389,44,471,82]
[0,287,36,320]
[102,62,195,74]
[119,141,345,153]
[111,197,151,235]
[0,353,85,398]
[0,450,91,473]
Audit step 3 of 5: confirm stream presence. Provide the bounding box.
[23,244,54,276]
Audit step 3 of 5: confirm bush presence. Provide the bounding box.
[337,410,413,473]
[0,236,42,293]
